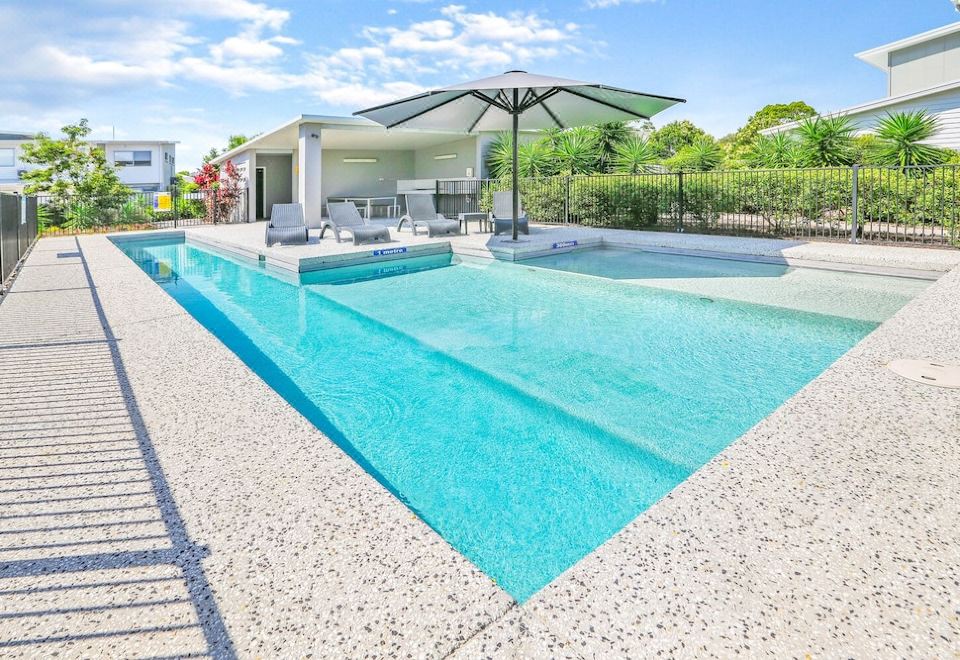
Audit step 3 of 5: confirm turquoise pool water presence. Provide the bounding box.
[117,239,890,601]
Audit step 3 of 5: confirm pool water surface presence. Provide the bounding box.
[116,239,922,601]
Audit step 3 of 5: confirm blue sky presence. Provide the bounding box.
[2,0,958,169]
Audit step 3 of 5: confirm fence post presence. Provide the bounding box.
[677,171,685,233]
[564,176,571,224]
[172,183,179,229]
[850,164,859,244]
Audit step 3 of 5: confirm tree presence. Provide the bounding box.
[194,160,243,223]
[650,120,709,158]
[553,127,600,175]
[666,137,724,172]
[871,110,946,168]
[732,101,817,149]
[611,135,659,174]
[202,134,258,163]
[19,118,131,229]
[227,134,252,150]
[485,133,557,178]
[796,116,856,166]
[589,121,632,172]
[746,133,806,168]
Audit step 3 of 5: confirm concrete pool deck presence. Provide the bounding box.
[0,228,958,657]
[170,220,960,277]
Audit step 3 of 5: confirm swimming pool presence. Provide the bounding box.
[116,238,922,601]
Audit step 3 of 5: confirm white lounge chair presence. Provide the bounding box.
[397,195,461,237]
[491,191,530,237]
[321,202,391,245]
[265,203,309,246]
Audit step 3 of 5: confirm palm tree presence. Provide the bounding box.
[611,135,658,174]
[796,116,856,166]
[872,110,945,168]
[553,127,600,175]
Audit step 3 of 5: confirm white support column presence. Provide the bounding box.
[291,147,300,210]
[247,151,257,222]
[298,123,323,229]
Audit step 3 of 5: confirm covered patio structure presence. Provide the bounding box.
[211,115,495,228]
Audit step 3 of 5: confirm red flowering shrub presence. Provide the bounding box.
[193,160,244,223]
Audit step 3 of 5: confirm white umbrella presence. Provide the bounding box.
[355,70,684,240]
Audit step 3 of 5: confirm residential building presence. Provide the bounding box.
[765,21,960,148]
[211,114,500,226]
[0,133,177,193]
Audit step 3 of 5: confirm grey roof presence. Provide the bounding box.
[355,70,684,132]
[0,132,34,140]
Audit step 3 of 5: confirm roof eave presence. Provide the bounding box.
[760,78,960,135]
[855,21,960,71]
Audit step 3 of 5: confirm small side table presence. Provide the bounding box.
[458,212,490,234]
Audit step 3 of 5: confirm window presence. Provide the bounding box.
[114,150,152,166]
[0,148,13,167]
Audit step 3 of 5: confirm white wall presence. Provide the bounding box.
[0,141,31,188]
[412,137,479,179]
[845,87,960,149]
[321,149,415,201]
[890,33,960,96]
[101,143,174,191]
[0,139,175,193]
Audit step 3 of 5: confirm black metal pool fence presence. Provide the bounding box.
[14,165,960,247]
[437,164,960,247]
[36,187,249,237]
[0,193,38,288]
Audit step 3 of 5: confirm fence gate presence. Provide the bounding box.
[0,193,39,288]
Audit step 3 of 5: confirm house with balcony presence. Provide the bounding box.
[0,133,177,193]
[765,21,960,148]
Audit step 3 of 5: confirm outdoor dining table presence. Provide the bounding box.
[325,196,400,220]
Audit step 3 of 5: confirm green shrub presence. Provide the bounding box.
[474,166,960,245]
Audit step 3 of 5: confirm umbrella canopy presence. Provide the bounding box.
[355,71,684,239]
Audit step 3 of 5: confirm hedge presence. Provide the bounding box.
[476,166,959,244]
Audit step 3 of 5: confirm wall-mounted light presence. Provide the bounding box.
[343,157,378,163]
[433,153,457,160]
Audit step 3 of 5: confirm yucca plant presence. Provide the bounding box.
[871,110,945,168]
[485,132,516,179]
[611,135,659,174]
[667,137,723,172]
[747,133,807,168]
[553,127,600,175]
[518,141,558,178]
[796,115,856,166]
[485,133,558,178]
[590,121,632,172]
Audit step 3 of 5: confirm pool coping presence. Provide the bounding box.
[111,222,958,280]
[11,230,959,656]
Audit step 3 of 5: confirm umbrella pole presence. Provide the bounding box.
[512,89,519,241]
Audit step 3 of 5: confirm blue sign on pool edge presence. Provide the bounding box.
[373,247,408,256]
[552,240,578,250]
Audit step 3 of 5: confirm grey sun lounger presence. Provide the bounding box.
[321,202,391,245]
[491,191,530,237]
[397,194,461,237]
[265,203,309,246]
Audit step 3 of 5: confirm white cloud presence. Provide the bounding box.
[585,0,659,7]
[0,1,590,167]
